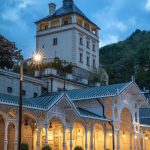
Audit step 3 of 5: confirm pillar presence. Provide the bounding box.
[117,130,120,150]
[71,16,77,24]
[36,125,41,150]
[70,127,73,150]
[63,127,66,150]
[4,122,8,150]
[85,127,88,150]
[45,124,48,145]
[90,127,93,150]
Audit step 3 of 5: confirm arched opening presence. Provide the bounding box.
[8,123,15,150]
[0,114,5,150]
[93,123,104,150]
[40,117,64,150]
[22,114,37,150]
[72,122,85,149]
[120,108,133,150]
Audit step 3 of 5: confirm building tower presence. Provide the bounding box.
[35,0,100,74]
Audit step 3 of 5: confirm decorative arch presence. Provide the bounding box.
[8,123,15,150]
[72,120,86,149]
[93,123,104,150]
[22,112,37,150]
[120,107,133,150]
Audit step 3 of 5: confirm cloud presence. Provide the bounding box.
[1,0,33,22]
[100,34,119,47]
[145,0,150,11]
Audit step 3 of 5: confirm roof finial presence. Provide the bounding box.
[131,75,135,82]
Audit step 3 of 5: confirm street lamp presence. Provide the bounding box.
[18,53,42,150]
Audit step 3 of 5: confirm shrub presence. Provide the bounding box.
[74,146,84,150]
[42,145,52,150]
[21,143,29,150]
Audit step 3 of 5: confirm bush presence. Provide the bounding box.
[21,143,29,150]
[74,146,84,150]
[42,145,52,150]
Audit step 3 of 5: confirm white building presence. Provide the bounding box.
[35,0,100,72]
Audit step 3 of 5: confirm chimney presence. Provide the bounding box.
[48,3,56,16]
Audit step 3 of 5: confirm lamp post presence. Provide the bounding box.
[18,53,42,150]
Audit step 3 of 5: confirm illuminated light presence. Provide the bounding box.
[145,135,148,140]
[78,129,81,135]
[135,135,137,139]
[109,133,112,137]
[33,52,43,62]
[42,128,45,133]
[122,132,126,138]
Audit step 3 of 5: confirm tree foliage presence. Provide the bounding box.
[0,35,22,69]
[100,29,150,89]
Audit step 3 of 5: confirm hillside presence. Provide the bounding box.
[100,29,150,89]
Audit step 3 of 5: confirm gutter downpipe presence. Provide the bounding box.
[97,98,115,150]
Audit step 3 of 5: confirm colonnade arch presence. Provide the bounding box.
[21,113,37,150]
[8,123,15,150]
[120,107,133,150]
[72,121,85,149]
[93,123,104,150]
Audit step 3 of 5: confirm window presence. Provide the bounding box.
[33,92,38,98]
[87,41,90,48]
[7,87,12,93]
[53,38,58,46]
[64,20,69,25]
[44,25,48,30]
[22,90,26,96]
[93,59,96,68]
[42,45,44,48]
[87,56,90,66]
[79,37,83,45]
[93,44,95,51]
[79,53,83,63]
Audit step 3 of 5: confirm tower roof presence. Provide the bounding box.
[35,0,99,29]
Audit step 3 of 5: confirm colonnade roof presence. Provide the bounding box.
[0,81,144,110]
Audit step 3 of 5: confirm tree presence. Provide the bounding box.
[0,35,22,69]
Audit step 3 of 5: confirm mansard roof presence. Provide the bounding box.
[35,1,99,29]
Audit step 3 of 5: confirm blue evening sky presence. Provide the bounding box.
[0,0,150,58]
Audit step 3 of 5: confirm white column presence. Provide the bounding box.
[60,18,62,26]
[45,124,48,145]
[63,127,66,150]
[48,21,51,28]
[70,127,73,150]
[36,125,41,150]
[85,127,88,150]
[118,130,120,150]
[134,132,137,150]
[90,128,93,150]
[4,122,8,150]
[71,15,77,24]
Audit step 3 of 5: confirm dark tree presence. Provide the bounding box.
[0,35,23,69]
